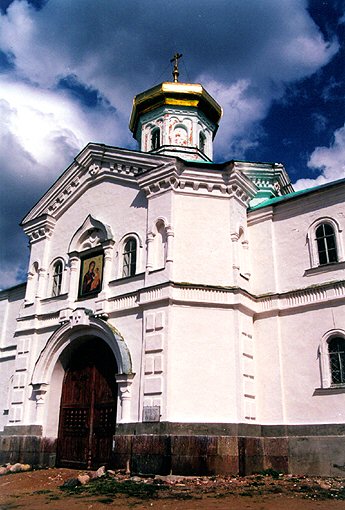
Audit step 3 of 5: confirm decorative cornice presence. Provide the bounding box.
[22,215,56,244]
[247,206,274,226]
[21,144,176,224]
[107,280,345,315]
[233,161,294,207]
[137,162,257,204]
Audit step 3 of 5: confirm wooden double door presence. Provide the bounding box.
[56,339,117,469]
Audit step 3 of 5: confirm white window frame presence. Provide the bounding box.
[319,329,345,388]
[48,258,66,297]
[307,218,343,268]
[117,233,143,279]
[52,260,64,297]
[122,237,137,278]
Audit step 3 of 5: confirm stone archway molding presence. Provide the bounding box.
[31,308,133,388]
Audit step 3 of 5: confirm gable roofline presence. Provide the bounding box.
[248,177,345,211]
[21,141,293,226]
[20,143,177,226]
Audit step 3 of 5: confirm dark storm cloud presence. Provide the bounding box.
[0,0,342,288]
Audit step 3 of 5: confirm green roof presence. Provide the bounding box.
[249,177,345,211]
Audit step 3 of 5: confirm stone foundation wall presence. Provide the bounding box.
[0,426,56,467]
[0,436,57,466]
[1,422,345,476]
[113,422,345,477]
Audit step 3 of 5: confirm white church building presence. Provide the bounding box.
[0,69,345,476]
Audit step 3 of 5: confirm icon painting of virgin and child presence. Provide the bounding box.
[80,255,103,297]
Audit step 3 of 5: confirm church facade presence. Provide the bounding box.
[0,76,345,476]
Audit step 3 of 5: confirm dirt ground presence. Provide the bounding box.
[1,468,345,510]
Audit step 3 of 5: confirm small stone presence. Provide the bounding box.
[20,464,31,472]
[318,481,331,490]
[9,463,22,473]
[154,474,185,484]
[77,474,90,485]
[96,466,106,478]
[130,476,143,482]
[62,477,81,488]
[153,475,168,484]
[107,470,116,476]
[167,474,185,483]
[0,466,10,475]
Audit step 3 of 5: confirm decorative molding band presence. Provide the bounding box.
[47,177,80,214]
[111,294,138,311]
[283,288,327,308]
[16,312,60,333]
[139,286,170,305]
[334,281,345,296]
[13,280,345,333]
[257,280,345,315]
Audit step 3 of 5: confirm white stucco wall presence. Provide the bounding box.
[172,193,235,286]
[255,303,345,424]
[0,285,25,430]
[248,185,345,295]
[166,305,239,422]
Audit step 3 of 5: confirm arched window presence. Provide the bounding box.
[199,132,206,153]
[151,128,160,150]
[329,337,345,385]
[238,227,250,279]
[52,260,63,296]
[173,125,188,146]
[26,261,39,304]
[315,223,338,265]
[122,237,137,277]
[155,220,167,269]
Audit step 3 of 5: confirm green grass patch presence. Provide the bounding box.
[60,476,169,500]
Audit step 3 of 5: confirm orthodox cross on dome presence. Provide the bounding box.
[170,52,183,82]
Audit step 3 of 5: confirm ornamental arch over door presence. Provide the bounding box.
[31,311,134,467]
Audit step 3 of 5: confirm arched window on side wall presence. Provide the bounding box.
[52,261,63,297]
[122,237,137,277]
[151,128,161,150]
[199,132,206,153]
[155,220,167,270]
[315,223,338,265]
[173,125,188,146]
[329,337,345,385]
[26,261,39,304]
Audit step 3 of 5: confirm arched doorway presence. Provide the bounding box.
[56,337,118,469]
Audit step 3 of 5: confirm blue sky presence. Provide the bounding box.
[0,0,344,289]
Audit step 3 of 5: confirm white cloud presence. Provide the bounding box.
[0,0,341,287]
[0,76,130,289]
[0,77,129,182]
[201,78,266,159]
[293,124,345,190]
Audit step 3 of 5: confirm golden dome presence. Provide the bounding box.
[129,81,222,136]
